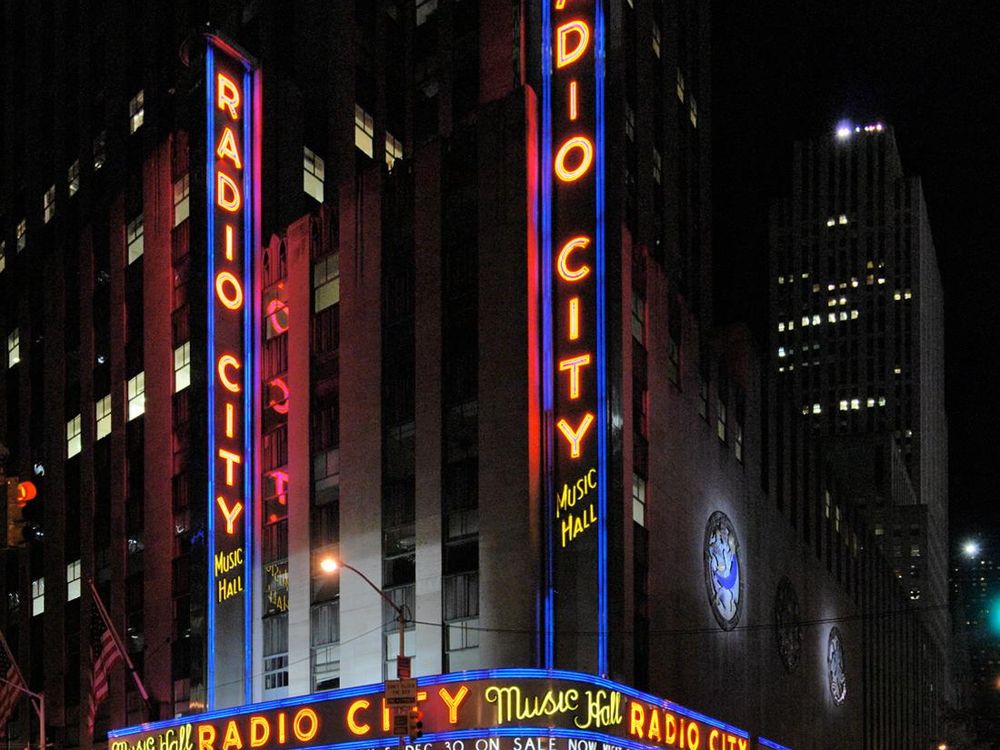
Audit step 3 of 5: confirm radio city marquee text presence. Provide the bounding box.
[110,678,747,750]
[549,1,601,550]
[211,61,248,605]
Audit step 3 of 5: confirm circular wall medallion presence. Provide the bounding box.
[774,577,801,673]
[827,627,847,705]
[703,511,743,630]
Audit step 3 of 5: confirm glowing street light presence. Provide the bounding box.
[962,540,980,558]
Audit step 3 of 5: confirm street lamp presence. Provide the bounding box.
[962,540,980,559]
[320,557,408,678]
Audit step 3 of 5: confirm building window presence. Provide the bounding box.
[67,414,83,458]
[31,578,44,616]
[96,394,112,440]
[651,22,661,57]
[66,560,81,601]
[7,329,20,368]
[910,544,921,557]
[303,146,325,202]
[16,219,26,252]
[632,473,647,527]
[676,69,685,102]
[313,254,340,313]
[129,90,145,133]
[127,372,145,421]
[735,421,743,463]
[127,214,144,264]
[385,132,404,171]
[0,241,5,274]
[354,105,375,158]
[689,96,698,128]
[68,160,81,196]
[631,294,645,344]
[717,399,727,443]
[174,342,191,393]
[263,614,289,692]
[93,131,107,170]
[173,174,190,227]
[311,601,340,691]
[625,101,635,142]
[824,490,832,519]
[652,147,662,185]
[416,0,438,26]
[43,185,56,223]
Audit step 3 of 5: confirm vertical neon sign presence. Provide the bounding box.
[206,35,258,709]
[541,0,607,673]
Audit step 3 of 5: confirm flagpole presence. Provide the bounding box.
[85,578,154,721]
[0,628,43,750]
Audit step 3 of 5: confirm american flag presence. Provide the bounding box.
[0,640,24,735]
[87,607,121,737]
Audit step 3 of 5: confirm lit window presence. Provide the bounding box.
[850,398,860,410]
[826,218,835,227]
[174,342,191,393]
[824,491,831,519]
[16,219,26,252]
[127,372,145,421]
[812,403,822,414]
[838,311,847,321]
[893,367,902,375]
[354,105,374,158]
[801,316,810,326]
[95,394,112,440]
[910,545,921,558]
[878,396,886,406]
[31,578,44,616]
[625,101,635,141]
[850,309,859,319]
[66,560,81,601]
[787,320,794,330]
[173,174,190,226]
[777,347,785,358]
[304,146,325,202]
[828,313,836,323]
[893,291,901,301]
[801,405,809,415]
[94,131,107,170]
[129,90,145,133]
[689,96,698,128]
[631,294,646,344]
[416,0,438,26]
[385,132,404,171]
[313,254,340,313]
[777,322,785,332]
[7,329,20,368]
[127,214,144,264]
[651,22,661,57]
[676,69,685,101]
[66,414,82,458]
[866,397,875,408]
[777,276,784,285]
[874,525,884,536]
[632,473,646,527]
[839,400,848,411]
[838,214,848,225]
[43,185,56,223]
[652,147,661,185]
[834,506,841,532]
[903,290,912,299]
[0,241,5,274]
[68,160,81,196]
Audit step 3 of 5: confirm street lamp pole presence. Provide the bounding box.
[328,560,407,677]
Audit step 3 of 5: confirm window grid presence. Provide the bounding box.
[127,215,144,264]
[385,133,404,171]
[129,90,145,133]
[68,160,81,196]
[31,578,44,617]
[313,254,340,313]
[43,185,56,223]
[174,342,191,393]
[173,175,190,227]
[354,105,375,158]
[96,394,112,440]
[67,560,82,601]
[7,329,20,368]
[304,147,325,203]
[16,219,26,252]
[127,372,146,421]
[67,414,83,458]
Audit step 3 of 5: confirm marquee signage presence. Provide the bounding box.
[205,35,259,709]
[540,0,608,671]
[108,671,750,750]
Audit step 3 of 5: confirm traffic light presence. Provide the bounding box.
[5,478,37,547]
[406,706,424,740]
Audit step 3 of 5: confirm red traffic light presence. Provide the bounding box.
[15,481,36,506]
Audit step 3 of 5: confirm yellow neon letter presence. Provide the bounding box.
[569,297,581,339]
[217,126,243,170]
[217,73,241,120]
[225,224,235,261]
[347,700,372,736]
[556,412,594,458]
[293,708,319,742]
[559,354,592,399]
[217,171,242,212]
[218,448,242,486]
[249,718,269,748]
[216,271,244,310]
[199,725,217,750]
[218,354,242,392]
[554,136,594,182]
[216,496,244,535]
[556,21,590,68]
[222,721,242,750]
[557,236,591,282]
[226,402,235,438]
[569,80,579,120]
[438,685,470,724]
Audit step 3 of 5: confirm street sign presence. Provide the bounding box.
[384,678,417,707]
[396,655,411,679]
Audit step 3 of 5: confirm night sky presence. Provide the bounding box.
[710,1,1000,539]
